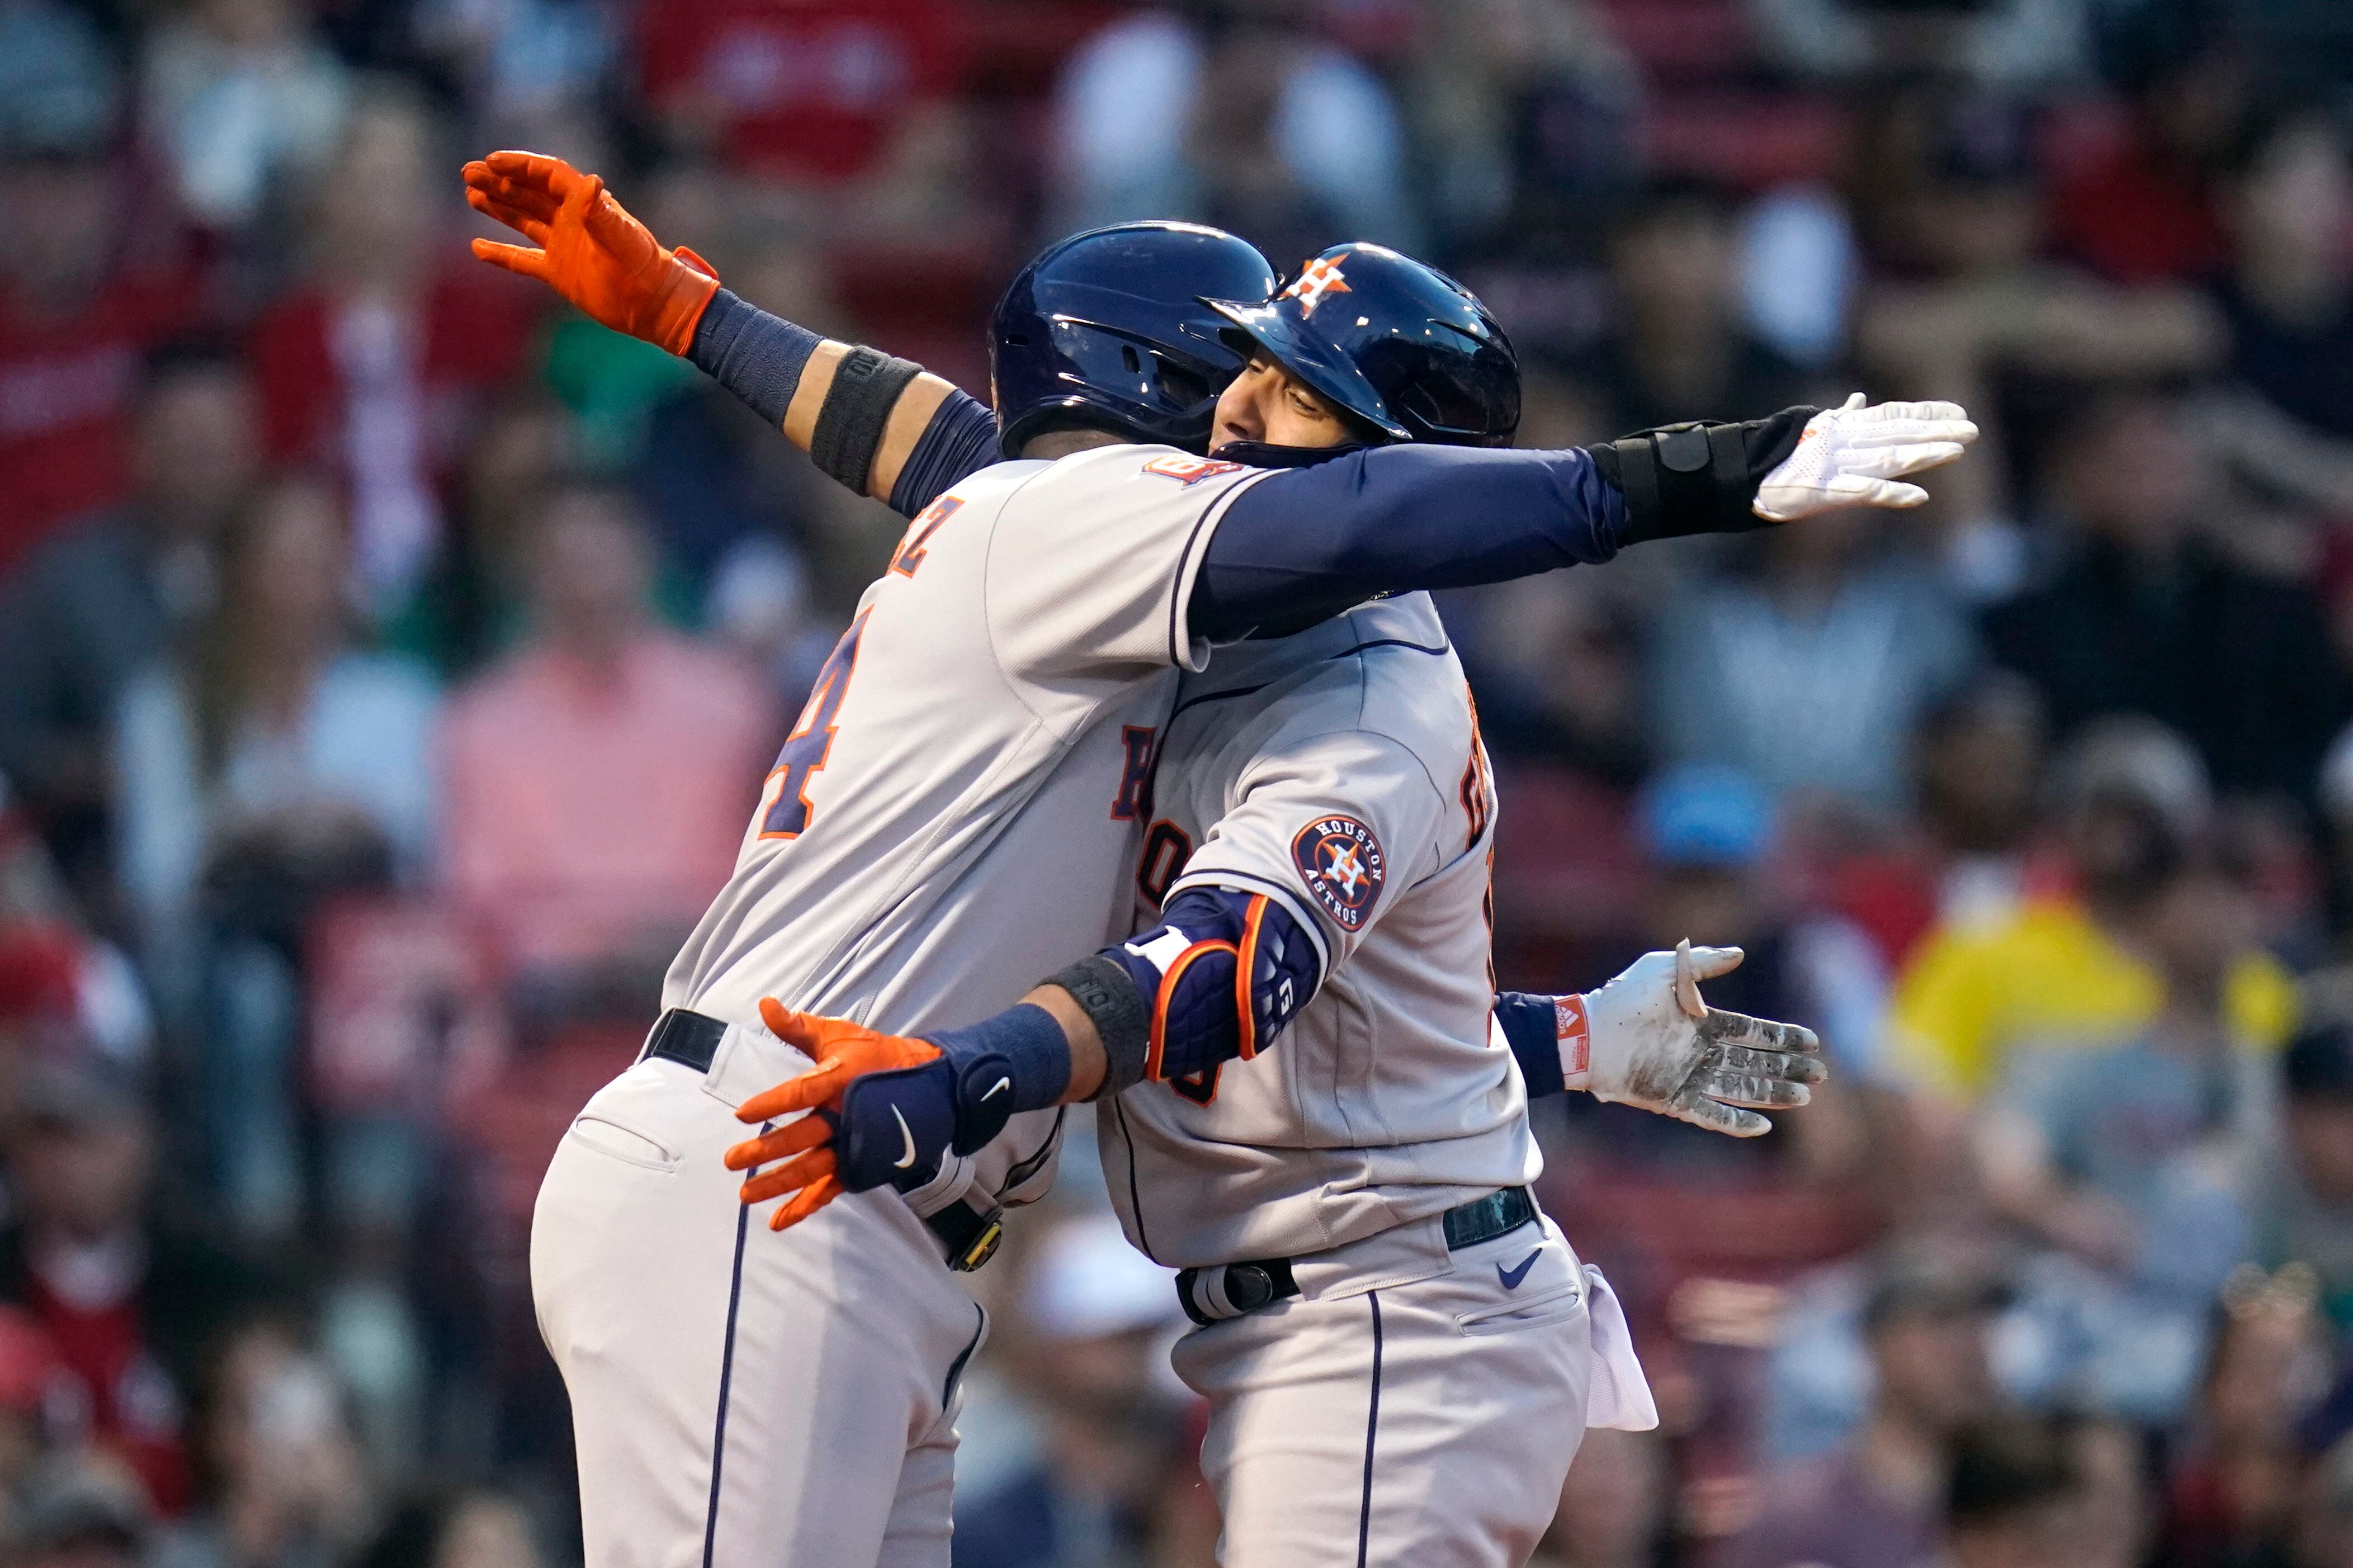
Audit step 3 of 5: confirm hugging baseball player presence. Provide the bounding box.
[465,152,1974,1567]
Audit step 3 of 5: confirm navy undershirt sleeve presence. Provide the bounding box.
[886,391,1003,518]
[686,288,818,429]
[1494,992,1566,1100]
[1192,444,1631,643]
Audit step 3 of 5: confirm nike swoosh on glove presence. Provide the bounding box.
[723,1001,945,1231]
[1752,393,1978,522]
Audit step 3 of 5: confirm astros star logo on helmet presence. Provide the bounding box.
[1281,254,1353,318]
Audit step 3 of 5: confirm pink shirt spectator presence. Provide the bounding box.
[441,635,775,973]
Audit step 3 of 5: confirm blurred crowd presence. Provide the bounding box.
[4,0,2353,1564]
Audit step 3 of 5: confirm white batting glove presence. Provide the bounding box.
[1752,393,1977,522]
[1563,941,1828,1137]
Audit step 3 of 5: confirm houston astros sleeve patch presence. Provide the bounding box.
[1290,815,1386,930]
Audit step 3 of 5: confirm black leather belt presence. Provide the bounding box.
[640,1008,1004,1272]
[1175,1185,1538,1327]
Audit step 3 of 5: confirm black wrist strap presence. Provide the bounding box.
[1046,955,1151,1097]
[810,347,924,497]
[1590,404,1816,544]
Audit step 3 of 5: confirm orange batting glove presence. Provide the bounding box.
[462,150,720,356]
[722,998,943,1231]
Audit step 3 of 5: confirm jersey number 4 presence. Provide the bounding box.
[759,610,869,840]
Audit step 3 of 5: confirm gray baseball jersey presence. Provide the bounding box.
[1100,593,1541,1269]
[537,444,1282,1568]
[662,444,1273,1206]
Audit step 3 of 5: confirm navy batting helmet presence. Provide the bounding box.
[1208,243,1520,448]
[991,222,1279,458]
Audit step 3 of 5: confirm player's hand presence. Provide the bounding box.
[1751,394,1977,522]
[1577,942,1827,1137]
[723,1000,947,1230]
[462,150,720,356]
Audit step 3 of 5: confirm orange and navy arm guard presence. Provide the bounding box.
[1060,885,1324,1092]
[462,151,720,354]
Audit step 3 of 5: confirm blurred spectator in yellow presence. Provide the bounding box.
[1647,508,1978,812]
[6,1453,153,1568]
[1559,177,1815,440]
[1049,0,1419,257]
[154,1316,376,1568]
[1730,1242,2009,1568]
[2258,1026,2353,1337]
[110,477,439,1236]
[0,341,258,912]
[0,1050,280,1515]
[249,86,540,613]
[1891,721,2297,1105]
[139,0,349,235]
[2160,1266,2332,1567]
[0,24,201,577]
[1983,389,2347,804]
[439,475,773,978]
[1977,844,2274,1419]
[951,1215,1190,1568]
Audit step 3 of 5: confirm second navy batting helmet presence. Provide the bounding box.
[991,222,1279,458]
[1208,243,1520,447]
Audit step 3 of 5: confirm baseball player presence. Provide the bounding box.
[717,250,1837,1567]
[465,152,1973,1568]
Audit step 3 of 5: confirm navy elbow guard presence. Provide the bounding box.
[1094,888,1322,1088]
[1586,405,1817,544]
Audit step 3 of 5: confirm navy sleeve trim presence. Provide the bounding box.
[886,390,1002,519]
[1192,445,1628,644]
[1494,991,1566,1099]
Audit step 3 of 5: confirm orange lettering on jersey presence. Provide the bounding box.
[1111,726,1157,821]
[758,610,870,840]
[889,495,963,578]
[1142,454,1244,487]
[1459,685,1494,851]
[1136,820,1194,908]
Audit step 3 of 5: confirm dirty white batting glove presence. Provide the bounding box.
[1752,393,1977,522]
[1563,941,1828,1137]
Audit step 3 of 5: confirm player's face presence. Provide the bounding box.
[1211,354,1357,453]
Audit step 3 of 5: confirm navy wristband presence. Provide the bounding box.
[688,288,821,430]
[1494,992,1566,1100]
[929,1002,1071,1113]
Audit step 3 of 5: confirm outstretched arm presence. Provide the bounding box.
[464,151,1974,624]
[464,151,995,517]
[1189,396,1976,641]
[723,917,1825,1230]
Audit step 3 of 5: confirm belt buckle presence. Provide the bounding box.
[947,1210,1004,1273]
